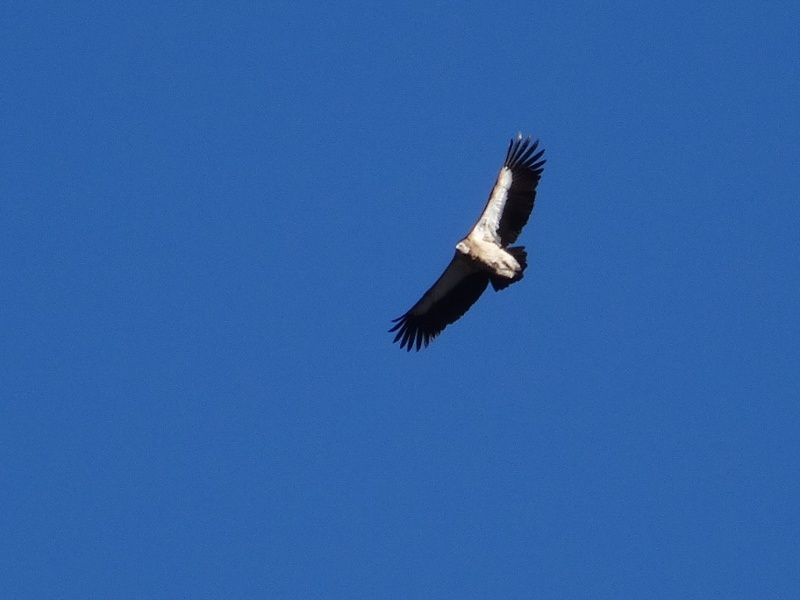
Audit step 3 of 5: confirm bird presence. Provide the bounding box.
[389,133,546,351]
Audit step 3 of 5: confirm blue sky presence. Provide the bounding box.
[2,2,799,598]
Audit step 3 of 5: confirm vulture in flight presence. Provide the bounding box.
[390,134,546,351]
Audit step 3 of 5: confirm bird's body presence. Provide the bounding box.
[456,236,522,279]
[390,134,546,351]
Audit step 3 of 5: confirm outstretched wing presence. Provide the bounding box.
[389,253,489,351]
[472,134,546,246]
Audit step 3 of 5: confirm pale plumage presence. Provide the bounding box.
[390,134,546,351]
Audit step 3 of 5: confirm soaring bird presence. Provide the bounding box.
[390,134,546,351]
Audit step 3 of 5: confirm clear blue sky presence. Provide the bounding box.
[3,2,799,598]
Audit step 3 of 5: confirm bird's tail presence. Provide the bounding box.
[491,246,527,291]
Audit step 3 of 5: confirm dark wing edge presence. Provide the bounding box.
[497,134,546,245]
[389,254,489,351]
